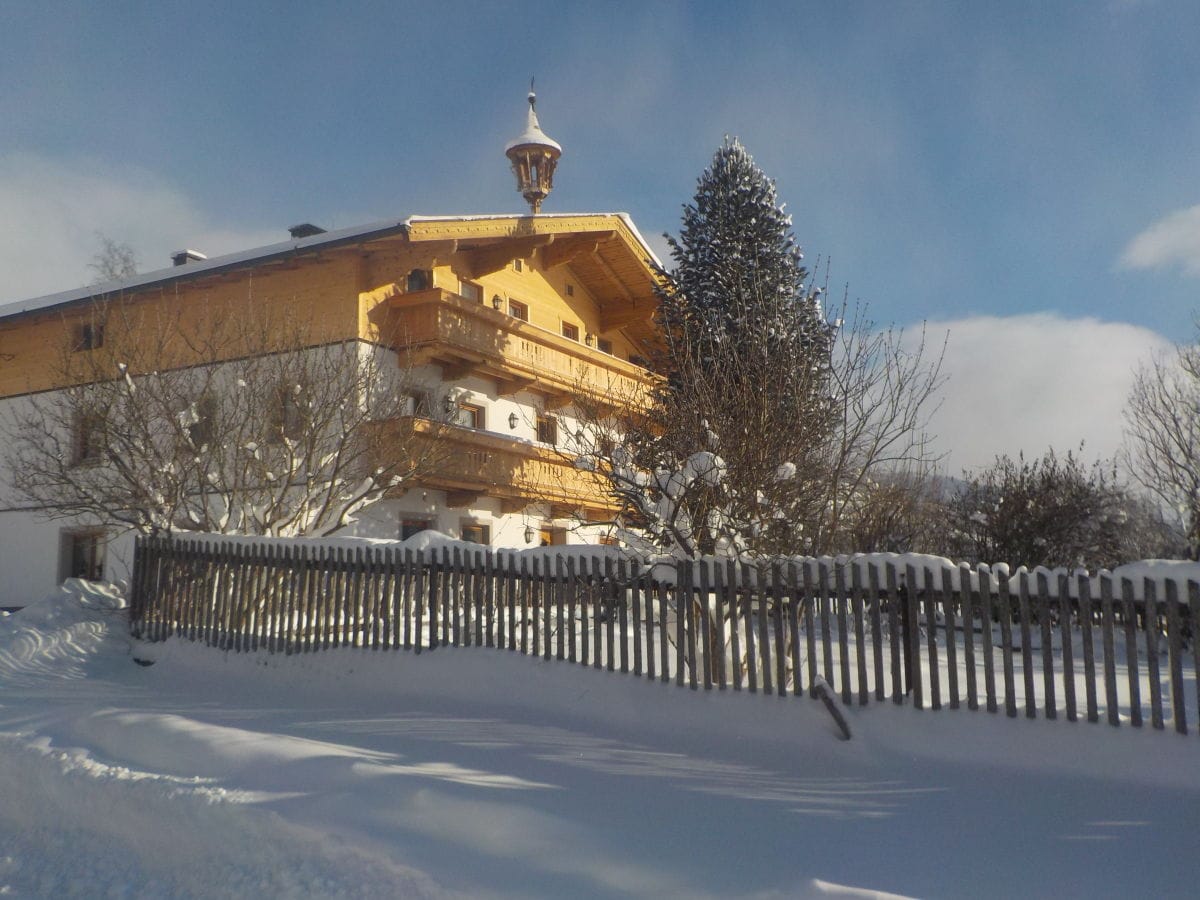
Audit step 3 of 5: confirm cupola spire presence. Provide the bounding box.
[505,80,561,214]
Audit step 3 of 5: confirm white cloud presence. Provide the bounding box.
[918,313,1172,474]
[0,154,280,305]
[1119,203,1200,275]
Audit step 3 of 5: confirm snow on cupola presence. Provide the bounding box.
[505,80,561,214]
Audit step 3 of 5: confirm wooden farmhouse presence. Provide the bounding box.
[0,94,662,606]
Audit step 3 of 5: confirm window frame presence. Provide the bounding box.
[453,402,484,430]
[460,521,491,545]
[73,409,106,466]
[72,321,105,353]
[561,322,580,342]
[536,414,558,446]
[187,394,218,448]
[508,299,529,321]
[401,518,432,540]
[459,280,482,303]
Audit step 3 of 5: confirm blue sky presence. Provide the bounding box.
[2,1,1198,471]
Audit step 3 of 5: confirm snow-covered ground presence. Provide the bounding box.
[2,581,1197,899]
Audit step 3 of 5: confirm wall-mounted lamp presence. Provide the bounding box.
[444,397,456,413]
[492,295,503,310]
[508,412,519,429]
[524,525,535,544]
[585,333,595,347]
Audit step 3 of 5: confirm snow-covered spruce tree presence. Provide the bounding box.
[574,139,942,559]
[647,138,835,556]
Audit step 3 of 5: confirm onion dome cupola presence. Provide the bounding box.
[505,84,562,215]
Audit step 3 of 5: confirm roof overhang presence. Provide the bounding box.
[405,213,663,334]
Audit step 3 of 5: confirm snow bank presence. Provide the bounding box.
[2,580,1199,899]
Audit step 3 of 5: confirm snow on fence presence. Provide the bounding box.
[128,535,1200,735]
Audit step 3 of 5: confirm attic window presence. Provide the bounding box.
[73,322,104,352]
[513,259,523,273]
[565,284,574,296]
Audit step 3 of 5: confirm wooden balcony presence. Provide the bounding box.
[376,288,654,408]
[376,417,615,517]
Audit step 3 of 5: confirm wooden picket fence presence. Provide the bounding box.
[128,535,1200,735]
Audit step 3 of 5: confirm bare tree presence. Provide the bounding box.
[806,299,945,554]
[942,447,1138,569]
[1124,338,1200,558]
[567,298,944,560]
[3,293,452,537]
[89,234,139,283]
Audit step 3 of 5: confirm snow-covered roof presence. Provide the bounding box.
[0,218,411,323]
[504,96,561,154]
[0,211,661,324]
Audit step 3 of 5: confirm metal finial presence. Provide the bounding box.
[528,77,536,109]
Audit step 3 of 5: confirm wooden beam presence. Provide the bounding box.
[599,304,654,331]
[461,235,555,279]
[542,389,574,411]
[540,231,616,269]
[495,373,537,396]
[446,489,485,508]
[594,251,635,302]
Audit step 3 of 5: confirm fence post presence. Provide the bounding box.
[1164,578,1187,735]
[1058,572,1077,722]
[1144,578,1164,730]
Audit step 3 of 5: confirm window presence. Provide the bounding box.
[565,283,574,297]
[597,338,613,355]
[407,391,436,418]
[508,299,528,321]
[561,322,580,341]
[271,385,307,441]
[187,395,218,448]
[453,402,484,429]
[461,522,490,545]
[513,259,523,272]
[536,415,558,446]
[401,519,432,540]
[60,529,105,582]
[629,355,651,369]
[73,321,105,352]
[405,269,431,292]
[459,280,482,303]
[73,410,106,466]
[540,527,566,547]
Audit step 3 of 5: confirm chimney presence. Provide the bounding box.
[171,249,208,267]
[288,223,326,239]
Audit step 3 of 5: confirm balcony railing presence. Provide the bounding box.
[375,417,615,516]
[379,289,654,408]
